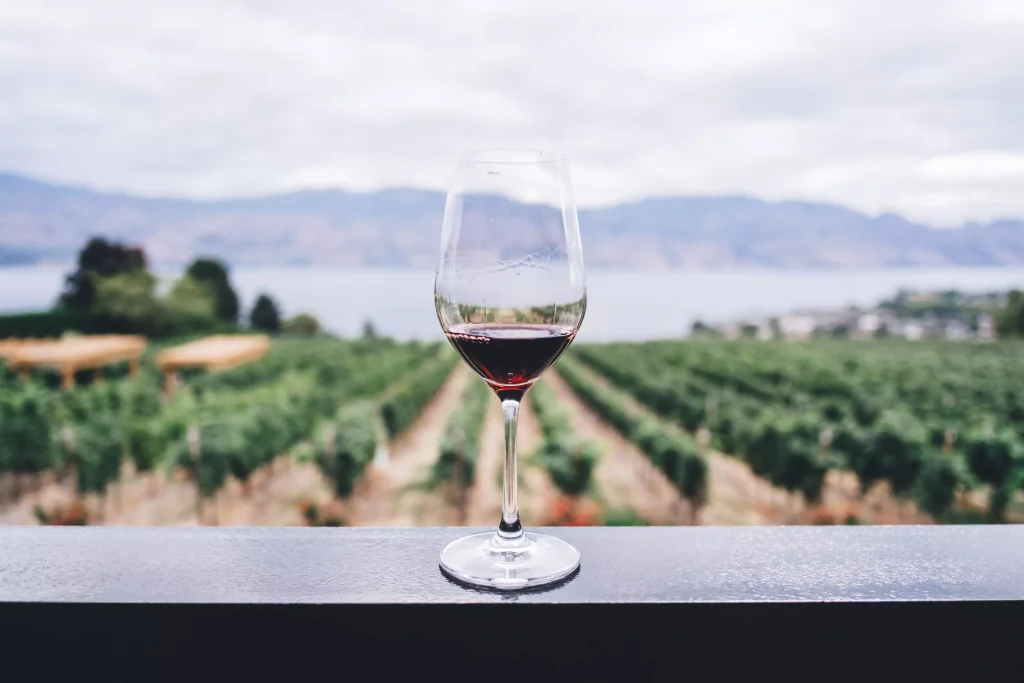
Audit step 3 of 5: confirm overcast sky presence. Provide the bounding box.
[0,0,1022,225]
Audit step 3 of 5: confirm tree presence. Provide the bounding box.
[92,271,161,332]
[996,290,1024,338]
[185,258,240,324]
[59,238,147,313]
[165,275,218,330]
[831,324,852,338]
[249,294,281,333]
[690,320,720,337]
[283,312,321,335]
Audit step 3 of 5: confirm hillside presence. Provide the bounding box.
[1,172,1022,268]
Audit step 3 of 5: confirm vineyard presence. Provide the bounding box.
[1,335,1022,526]
[572,340,1024,524]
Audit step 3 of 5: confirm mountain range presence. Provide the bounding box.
[1,171,1023,269]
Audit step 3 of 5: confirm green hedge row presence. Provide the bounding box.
[0,311,101,339]
[529,379,601,498]
[380,350,458,438]
[555,356,708,508]
[428,377,491,516]
[316,400,379,500]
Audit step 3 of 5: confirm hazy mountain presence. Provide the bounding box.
[1,171,1022,269]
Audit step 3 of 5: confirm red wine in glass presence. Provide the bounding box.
[444,323,575,399]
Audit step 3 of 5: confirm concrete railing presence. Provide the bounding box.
[0,525,1019,680]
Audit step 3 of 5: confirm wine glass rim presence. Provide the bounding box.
[459,148,564,165]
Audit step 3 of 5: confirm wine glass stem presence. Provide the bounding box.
[497,397,526,545]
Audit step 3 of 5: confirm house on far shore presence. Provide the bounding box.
[777,314,817,340]
[943,320,972,341]
[900,320,924,341]
[978,313,994,340]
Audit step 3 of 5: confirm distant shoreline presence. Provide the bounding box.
[4,266,1024,342]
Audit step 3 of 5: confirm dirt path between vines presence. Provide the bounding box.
[350,366,469,526]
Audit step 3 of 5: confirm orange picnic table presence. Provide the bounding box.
[1,335,147,389]
[155,334,270,391]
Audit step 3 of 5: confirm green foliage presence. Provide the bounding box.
[0,337,441,509]
[59,237,147,313]
[92,270,162,330]
[733,410,829,502]
[125,419,166,473]
[963,428,1021,487]
[690,320,721,337]
[165,275,218,329]
[249,294,282,333]
[69,418,124,495]
[161,337,439,501]
[45,238,235,338]
[283,312,322,336]
[430,378,490,495]
[556,356,708,508]
[165,424,229,497]
[316,401,378,500]
[185,258,240,323]
[119,377,166,471]
[995,290,1024,338]
[530,380,600,498]
[380,352,457,437]
[0,310,101,338]
[914,454,966,518]
[0,384,58,474]
[543,438,601,498]
[603,509,652,526]
[857,411,927,495]
[573,338,1024,521]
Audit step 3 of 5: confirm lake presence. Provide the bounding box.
[4,265,1024,342]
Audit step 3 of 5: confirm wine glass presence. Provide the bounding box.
[435,148,586,590]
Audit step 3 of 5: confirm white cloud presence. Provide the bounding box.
[923,152,1024,181]
[0,0,1022,225]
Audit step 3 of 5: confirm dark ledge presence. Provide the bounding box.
[1,526,1020,680]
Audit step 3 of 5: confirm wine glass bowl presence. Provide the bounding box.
[435,148,586,589]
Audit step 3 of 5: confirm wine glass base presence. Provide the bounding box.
[440,531,581,591]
